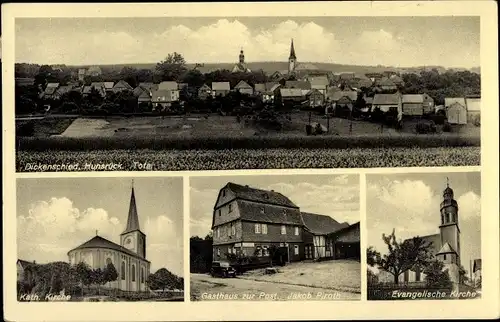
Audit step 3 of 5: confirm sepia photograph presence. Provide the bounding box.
[16,177,184,302]
[366,171,481,301]
[14,16,481,172]
[189,174,361,301]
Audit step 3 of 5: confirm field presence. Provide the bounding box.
[17,146,480,171]
[16,112,480,170]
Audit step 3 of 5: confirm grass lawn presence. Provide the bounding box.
[239,260,361,293]
[16,112,481,139]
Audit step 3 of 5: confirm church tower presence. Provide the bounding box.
[120,181,147,259]
[288,39,297,74]
[437,179,461,266]
[239,48,245,65]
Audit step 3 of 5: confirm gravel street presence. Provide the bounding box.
[190,273,360,301]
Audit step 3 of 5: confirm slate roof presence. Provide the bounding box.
[309,76,329,87]
[123,186,141,234]
[465,98,481,111]
[133,86,148,97]
[444,97,466,107]
[331,90,357,102]
[280,88,304,97]
[402,94,424,104]
[212,82,230,91]
[158,81,178,91]
[113,80,133,91]
[234,80,252,89]
[139,82,159,91]
[473,259,482,272]
[373,93,401,105]
[418,233,441,257]
[17,259,35,269]
[225,182,298,208]
[68,235,150,262]
[437,242,457,255]
[151,90,175,102]
[103,82,115,90]
[254,83,266,92]
[328,221,360,238]
[300,212,349,235]
[237,200,302,225]
[55,85,73,96]
[377,77,397,87]
[285,81,311,90]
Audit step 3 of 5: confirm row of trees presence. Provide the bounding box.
[18,261,183,300]
[367,229,468,287]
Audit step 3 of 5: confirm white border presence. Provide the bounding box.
[3,1,499,321]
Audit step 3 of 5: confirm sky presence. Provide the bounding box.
[15,16,479,68]
[16,177,184,276]
[190,174,360,238]
[366,171,481,275]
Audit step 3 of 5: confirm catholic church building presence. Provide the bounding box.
[67,185,151,292]
[379,181,462,285]
[232,48,251,73]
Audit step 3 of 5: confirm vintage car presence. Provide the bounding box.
[210,261,237,278]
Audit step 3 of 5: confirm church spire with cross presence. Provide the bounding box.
[123,180,141,234]
[288,38,297,74]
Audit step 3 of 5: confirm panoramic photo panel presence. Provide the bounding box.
[16,177,184,302]
[15,16,480,171]
[189,174,361,301]
[366,171,481,301]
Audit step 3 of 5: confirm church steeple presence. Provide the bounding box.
[123,181,141,234]
[438,178,461,266]
[239,48,245,64]
[288,39,297,74]
[289,39,297,60]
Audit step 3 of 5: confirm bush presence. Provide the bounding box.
[16,121,35,137]
[416,121,437,134]
[443,122,452,132]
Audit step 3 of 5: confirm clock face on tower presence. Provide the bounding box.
[124,236,135,249]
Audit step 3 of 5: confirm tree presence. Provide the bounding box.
[74,262,93,296]
[91,268,106,295]
[424,260,452,288]
[181,69,205,88]
[156,52,187,81]
[49,272,63,294]
[147,268,183,292]
[371,229,433,284]
[103,262,119,287]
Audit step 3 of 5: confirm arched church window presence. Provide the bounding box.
[131,265,136,282]
[446,213,450,223]
[121,261,126,280]
[141,268,145,283]
[106,258,112,266]
[452,213,456,222]
[441,214,444,224]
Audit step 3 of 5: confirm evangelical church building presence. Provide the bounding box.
[68,184,151,292]
[379,180,462,285]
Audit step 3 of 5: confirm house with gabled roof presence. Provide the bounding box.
[307,76,329,96]
[197,84,212,100]
[445,97,467,125]
[373,93,403,116]
[234,80,253,95]
[211,182,360,264]
[17,259,36,282]
[211,82,231,97]
[53,85,74,100]
[133,86,152,103]
[376,77,398,92]
[112,80,134,93]
[465,97,480,124]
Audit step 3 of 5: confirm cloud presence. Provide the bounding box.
[18,197,183,277]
